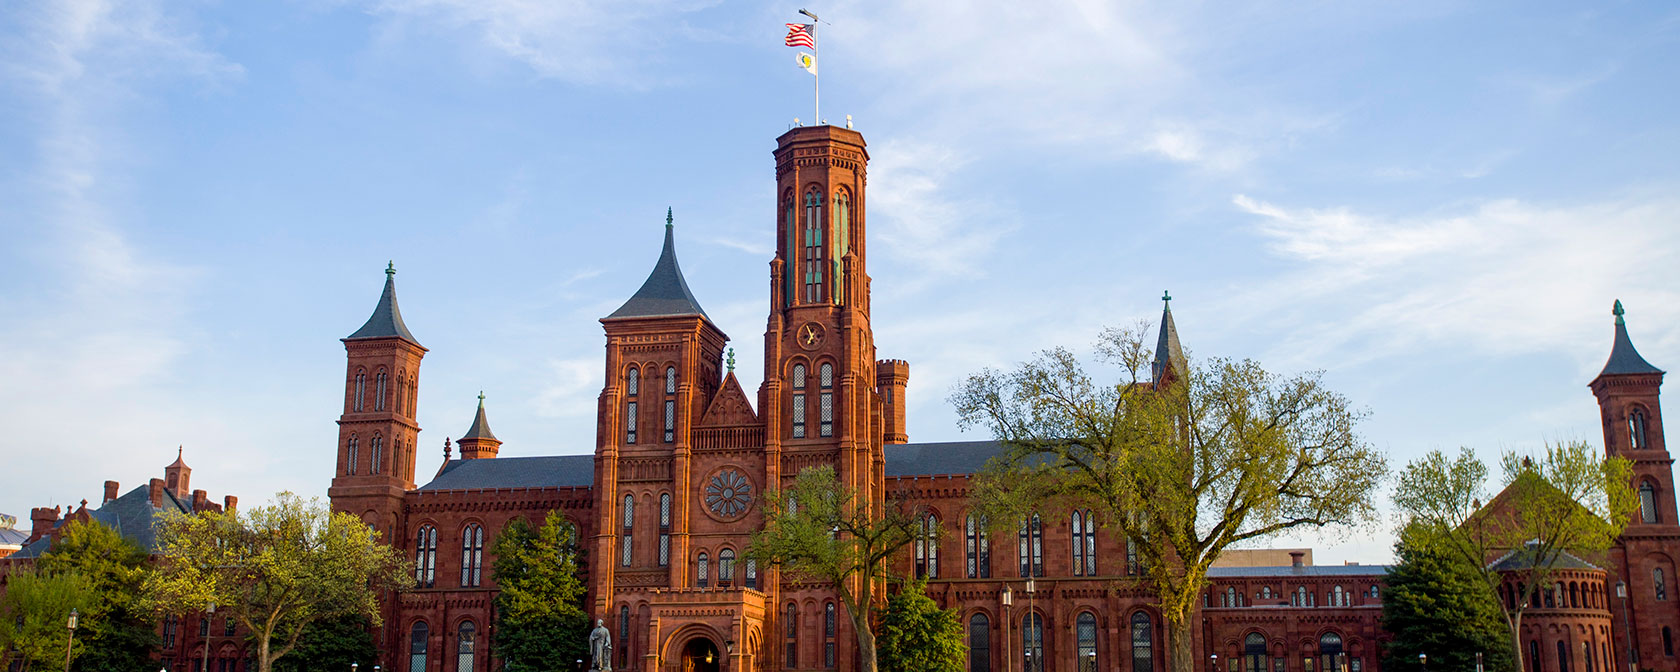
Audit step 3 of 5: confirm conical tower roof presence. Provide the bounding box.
[346,262,421,346]
[606,209,710,321]
[1151,291,1186,383]
[460,392,498,442]
[1599,300,1663,377]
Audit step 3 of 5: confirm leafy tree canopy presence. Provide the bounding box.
[272,614,377,672]
[1381,539,1514,672]
[0,567,96,671]
[877,579,965,672]
[492,510,590,672]
[39,519,160,672]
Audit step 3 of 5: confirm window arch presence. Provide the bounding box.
[370,435,384,474]
[966,514,991,578]
[1018,514,1044,577]
[1331,585,1347,607]
[1293,586,1309,607]
[456,621,476,672]
[1631,407,1650,450]
[1077,612,1098,672]
[791,363,808,438]
[1245,633,1269,672]
[1657,567,1667,601]
[720,548,736,585]
[696,552,709,588]
[1131,612,1154,672]
[621,495,635,567]
[1224,586,1238,607]
[785,602,799,668]
[969,613,991,672]
[375,369,388,411]
[802,186,825,303]
[824,601,837,668]
[1641,481,1659,524]
[1260,586,1273,600]
[746,557,758,589]
[346,435,359,475]
[1318,632,1344,672]
[409,622,429,672]
[664,366,677,443]
[414,525,437,588]
[396,372,406,417]
[625,367,639,444]
[460,524,484,587]
[1022,613,1044,672]
[659,493,672,567]
[819,363,834,437]
[915,514,939,578]
[353,369,366,412]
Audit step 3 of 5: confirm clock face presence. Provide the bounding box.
[798,322,825,350]
[705,469,754,519]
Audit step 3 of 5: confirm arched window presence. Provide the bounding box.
[663,366,677,443]
[1022,613,1044,672]
[1656,568,1667,601]
[1245,633,1268,672]
[1017,514,1044,577]
[621,495,635,567]
[1260,586,1273,600]
[1570,582,1580,608]
[1665,627,1674,657]
[1558,640,1571,672]
[791,364,808,438]
[1318,632,1344,672]
[824,601,837,668]
[967,514,991,578]
[746,558,758,589]
[1631,408,1650,450]
[1331,585,1347,607]
[915,514,939,578]
[1641,482,1659,524]
[1128,537,1141,575]
[785,602,799,668]
[819,363,834,437]
[802,186,825,303]
[1529,641,1541,672]
[1131,612,1154,672]
[969,613,991,672]
[833,189,851,302]
[346,436,359,475]
[1077,612,1098,672]
[1293,586,1309,607]
[697,552,709,588]
[414,525,437,588]
[625,368,639,444]
[353,370,366,412]
[720,548,736,585]
[619,605,632,669]
[659,493,672,567]
[409,622,429,672]
[375,370,388,411]
[371,435,384,474]
[457,621,476,672]
[1072,511,1085,576]
[396,372,406,417]
[460,524,484,587]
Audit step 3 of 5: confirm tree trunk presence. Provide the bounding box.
[259,631,273,672]
[1171,617,1195,672]
[858,625,878,672]
[1509,610,1525,672]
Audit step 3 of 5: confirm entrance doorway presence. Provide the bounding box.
[682,637,722,672]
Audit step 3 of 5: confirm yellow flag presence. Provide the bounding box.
[796,52,817,76]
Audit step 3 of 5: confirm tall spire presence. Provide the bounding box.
[605,209,711,321]
[1599,299,1663,377]
[461,392,497,441]
[346,262,421,346]
[1151,290,1186,384]
[456,392,502,460]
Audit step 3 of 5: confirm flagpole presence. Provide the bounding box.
[800,8,820,124]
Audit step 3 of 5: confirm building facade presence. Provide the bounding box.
[324,125,1674,672]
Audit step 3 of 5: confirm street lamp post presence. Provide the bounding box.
[1001,586,1014,672]
[63,607,79,672]
[1617,581,1637,672]
[353,662,360,672]
[1419,653,1427,672]
[1212,653,1219,672]
[203,603,216,672]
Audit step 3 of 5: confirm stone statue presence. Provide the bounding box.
[589,618,613,671]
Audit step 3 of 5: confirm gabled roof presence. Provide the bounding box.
[420,455,594,490]
[1151,291,1186,384]
[460,393,497,442]
[605,211,711,322]
[1487,540,1601,572]
[1598,300,1663,377]
[345,263,422,346]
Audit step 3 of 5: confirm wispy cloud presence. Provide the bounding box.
[867,139,1013,286]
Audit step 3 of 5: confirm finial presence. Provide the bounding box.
[443,438,452,459]
[1162,290,1172,304]
[727,347,736,373]
[667,207,673,229]
[386,261,395,277]
[1613,299,1625,325]
[177,445,183,458]
[478,390,485,405]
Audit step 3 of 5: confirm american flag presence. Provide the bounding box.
[785,23,815,49]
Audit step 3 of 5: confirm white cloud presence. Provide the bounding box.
[867,139,1013,284]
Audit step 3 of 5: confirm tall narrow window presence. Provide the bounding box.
[1082,510,1096,575]
[1224,587,1238,607]
[1022,613,1044,672]
[1019,516,1045,577]
[792,364,808,439]
[786,602,799,668]
[969,614,991,672]
[819,363,834,437]
[376,370,388,411]
[659,493,672,567]
[785,191,798,307]
[625,368,639,444]
[1072,511,1085,576]
[621,495,635,567]
[1128,538,1140,575]
[664,366,677,443]
[697,552,709,588]
[746,558,758,589]
[967,514,991,578]
[347,436,359,475]
[415,526,437,588]
[1331,585,1347,607]
[1077,612,1097,672]
[824,601,837,668]
[619,606,631,668]
[833,189,851,303]
[803,187,825,303]
[396,373,406,417]
[1530,641,1541,672]
[1031,514,1044,577]
[720,548,736,585]
[354,371,366,412]
[371,436,384,474]
[1642,482,1659,524]
[1558,640,1571,672]
[460,524,484,587]
[915,514,939,578]
[199,616,209,637]
[409,622,428,672]
[1657,568,1667,601]
[1665,627,1674,656]
[162,615,176,648]
[457,621,476,672]
[1631,408,1650,450]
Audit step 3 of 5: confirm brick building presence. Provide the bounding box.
[324,124,1674,672]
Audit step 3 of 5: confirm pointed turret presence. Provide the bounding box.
[346,262,421,346]
[456,392,502,460]
[1151,291,1187,384]
[164,446,191,494]
[1599,300,1664,377]
[606,209,710,321]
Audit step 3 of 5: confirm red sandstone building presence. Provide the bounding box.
[317,125,1674,672]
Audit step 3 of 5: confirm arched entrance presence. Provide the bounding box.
[682,637,722,672]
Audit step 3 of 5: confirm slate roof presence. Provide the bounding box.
[1487,541,1601,572]
[1599,301,1663,377]
[420,455,594,491]
[460,395,497,442]
[605,215,711,322]
[0,524,27,548]
[883,441,1008,477]
[1151,293,1187,383]
[1207,564,1391,578]
[9,485,193,559]
[345,265,422,346]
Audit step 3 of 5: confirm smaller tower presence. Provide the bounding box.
[164,446,192,495]
[1590,300,1669,525]
[1151,291,1187,385]
[456,393,502,460]
[876,359,909,444]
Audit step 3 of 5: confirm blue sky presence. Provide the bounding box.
[2,0,1677,564]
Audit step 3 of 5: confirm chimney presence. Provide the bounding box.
[876,359,910,444]
[1289,551,1305,568]
[192,489,208,511]
[28,506,60,544]
[224,495,238,513]
[149,478,166,507]
[103,480,120,504]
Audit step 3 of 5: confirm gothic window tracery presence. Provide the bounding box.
[1642,481,1659,524]
[461,524,483,587]
[785,602,799,668]
[824,601,837,668]
[720,548,736,585]
[819,363,834,437]
[371,435,384,474]
[664,366,677,443]
[659,493,671,566]
[414,525,437,588]
[915,513,939,578]
[347,435,359,475]
[376,369,388,411]
[792,364,808,438]
[621,495,635,566]
[966,514,990,578]
[696,552,709,588]
[625,368,639,444]
[1631,408,1650,450]
[456,621,476,672]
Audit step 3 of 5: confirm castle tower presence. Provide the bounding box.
[164,446,192,495]
[1590,300,1675,669]
[455,393,502,460]
[328,263,426,539]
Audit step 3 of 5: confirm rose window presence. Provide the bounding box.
[706,469,753,518]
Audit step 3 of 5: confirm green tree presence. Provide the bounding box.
[0,567,96,672]
[146,492,411,672]
[877,579,964,672]
[951,323,1388,672]
[747,465,923,672]
[492,511,590,672]
[1393,443,1637,671]
[37,519,160,672]
[1381,539,1514,672]
[272,614,377,672]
